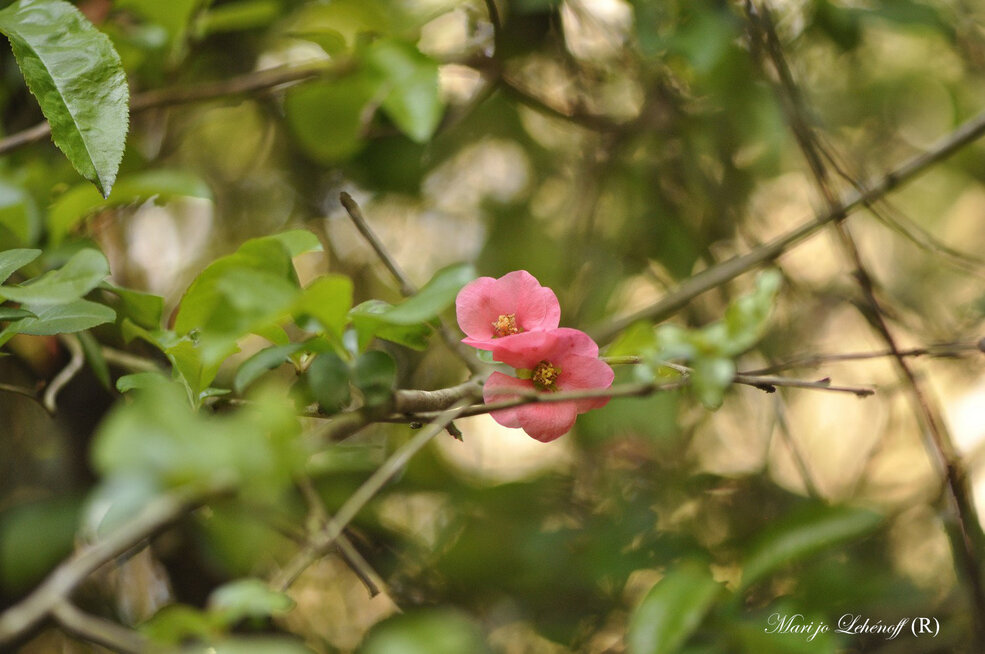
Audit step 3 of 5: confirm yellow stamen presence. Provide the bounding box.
[531,360,560,391]
[492,313,521,337]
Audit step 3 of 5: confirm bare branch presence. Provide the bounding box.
[0,61,336,156]
[339,192,484,376]
[44,336,85,413]
[589,100,985,344]
[740,341,983,375]
[747,1,985,642]
[275,396,479,590]
[52,600,147,654]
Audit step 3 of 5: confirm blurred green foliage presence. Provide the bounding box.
[1,0,984,653]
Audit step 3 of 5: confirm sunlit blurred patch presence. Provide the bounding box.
[124,199,214,299]
[561,0,632,61]
[282,556,398,650]
[434,414,575,484]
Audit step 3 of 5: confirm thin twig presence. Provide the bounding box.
[44,335,84,413]
[740,342,983,375]
[339,191,484,375]
[0,62,335,156]
[771,395,823,498]
[52,600,147,654]
[274,396,479,590]
[297,477,383,598]
[100,346,163,373]
[589,101,985,344]
[748,1,985,643]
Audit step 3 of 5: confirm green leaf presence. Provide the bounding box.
[379,263,475,325]
[117,0,202,47]
[282,0,389,55]
[208,578,295,625]
[0,496,80,594]
[197,638,316,654]
[740,504,884,590]
[233,342,306,394]
[0,299,115,346]
[93,377,303,497]
[720,269,782,357]
[627,562,721,654]
[0,179,40,246]
[296,275,353,340]
[285,76,376,164]
[689,357,735,410]
[0,248,109,305]
[140,604,222,646]
[349,300,432,351]
[352,350,395,408]
[100,282,164,330]
[306,351,351,414]
[0,248,41,284]
[359,609,490,654]
[116,371,163,394]
[0,0,129,196]
[365,39,444,142]
[48,169,213,244]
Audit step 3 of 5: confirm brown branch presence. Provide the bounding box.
[44,335,84,413]
[0,61,335,156]
[296,477,383,598]
[589,98,985,344]
[274,396,478,590]
[339,192,484,375]
[52,600,147,654]
[747,1,985,643]
[0,488,219,647]
[740,341,983,375]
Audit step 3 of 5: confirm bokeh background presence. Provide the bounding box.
[3,0,985,652]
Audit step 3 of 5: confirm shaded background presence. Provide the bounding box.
[3,0,985,652]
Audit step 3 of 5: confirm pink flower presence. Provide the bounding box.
[483,328,614,442]
[455,270,561,350]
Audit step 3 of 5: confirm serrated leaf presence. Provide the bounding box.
[627,562,721,654]
[0,0,129,196]
[0,248,40,284]
[0,249,109,305]
[740,504,884,590]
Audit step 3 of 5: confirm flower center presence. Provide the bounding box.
[531,360,560,391]
[492,313,521,337]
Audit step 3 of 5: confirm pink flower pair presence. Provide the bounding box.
[455,271,614,442]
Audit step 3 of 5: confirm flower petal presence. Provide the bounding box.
[483,371,533,428]
[556,354,615,412]
[455,271,561,350]
[455,276,500,342]
[514,401,578,442]
[489,330,557,368]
